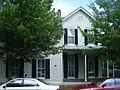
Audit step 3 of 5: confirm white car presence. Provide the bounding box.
[0,78,59,90]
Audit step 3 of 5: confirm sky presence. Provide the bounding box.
[52,0,95,17]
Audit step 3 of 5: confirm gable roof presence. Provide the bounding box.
[62,6,95,21]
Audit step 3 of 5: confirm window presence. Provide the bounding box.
[68,29,75,44]
[37,59,50,79]
[102,79,115,86]
[23,79,38,87]
[64,28,78,45]
[88,57,95,78]
[6,79,23,87]
[115,79,120,86]
[11,59,20,78]
[103,81,114,86]
[68,55,75,78]
[102,60,107,77]
[68,37,75,44]
[87,29,94,44]
[37,59,45,78]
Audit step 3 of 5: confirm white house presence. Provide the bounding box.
[0,6,113,84]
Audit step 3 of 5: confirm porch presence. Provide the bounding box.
[62,45,114,82]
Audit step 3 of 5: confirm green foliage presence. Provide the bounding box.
[88,0,120,61]
[0,0,62,60]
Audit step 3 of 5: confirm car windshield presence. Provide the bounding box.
[37,79,49,85]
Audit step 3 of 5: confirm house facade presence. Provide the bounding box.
[0,7,113,84]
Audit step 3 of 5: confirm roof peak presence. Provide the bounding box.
[62,6,94,21]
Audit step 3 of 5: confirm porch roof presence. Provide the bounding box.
[62,45,104,50]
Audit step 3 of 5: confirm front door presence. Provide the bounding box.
[68,55,75,78]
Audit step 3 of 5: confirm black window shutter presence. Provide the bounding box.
[45,59,50,79]
[95,56,98,77]
[32,59,36,78]
[19,59,24,78]
[75,54,79,78]
[84,29,88,45]
[75,29,78,45]
[64,28,68,45]
[63,53,68,78]
[6,57,8,78]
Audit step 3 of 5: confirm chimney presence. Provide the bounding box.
[57,9,61,17]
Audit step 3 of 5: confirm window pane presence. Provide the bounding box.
[88,58,95,77]
[105,82,114,86]
[38,60,40,68]
[68,36,75,44]
[38,59,44,68]
[103,79,114,86]
[6,79,23,87]
[37,59,45,78]
[38,69,45,77]
[68,55,75,77]
[115,79,120,86]
[38,60,42,68]
[87,29,94,44]
[42,60,44,68]
[68,67,74,77]
[69,29,75,35]
[23,80,38,87]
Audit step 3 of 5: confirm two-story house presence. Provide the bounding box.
[0,6,112,84]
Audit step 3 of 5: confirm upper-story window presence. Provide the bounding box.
[68,29,75,44]
[84,29,94,45]
[87,29,94,44]
[64,28,78,45]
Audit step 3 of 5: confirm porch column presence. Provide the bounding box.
[85,54,87,82]
[107,60,109,78]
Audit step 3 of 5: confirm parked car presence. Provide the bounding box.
[0,78,59,90]
[80,78,120,90]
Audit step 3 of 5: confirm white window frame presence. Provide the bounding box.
[67,29,75,44]
[37,59,46,79]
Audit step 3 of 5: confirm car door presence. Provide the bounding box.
[3,79,23,90]
[22,79,41,90]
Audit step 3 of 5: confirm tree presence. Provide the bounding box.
[82,0,120,63]
[0,0,62,61]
